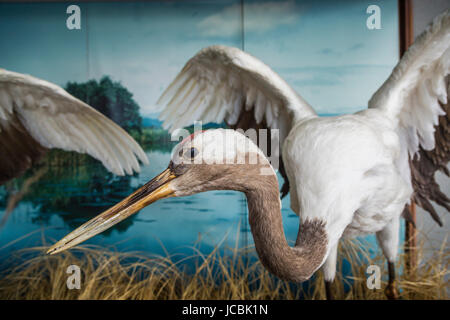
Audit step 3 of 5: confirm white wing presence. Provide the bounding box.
[0,69,149,183]
[157,45,317,197]
[368,10,450,225]
[369,9,450,156]
[157,45,316,142]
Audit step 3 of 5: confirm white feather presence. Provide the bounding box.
[369,10,450,157]
[157,45,316,147]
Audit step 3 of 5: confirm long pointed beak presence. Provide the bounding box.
[47,167,176,255]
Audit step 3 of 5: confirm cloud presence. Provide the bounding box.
[197,1,301,37]
[291,75,339,87]
[283,64,394,114]
[347,43,364,51]
[316,43,364,57]
[317,48,339,56]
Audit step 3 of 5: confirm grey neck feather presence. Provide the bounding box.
[243,172,328,283]
[175,158,328,282]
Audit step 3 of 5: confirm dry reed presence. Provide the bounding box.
[0,236,447,300]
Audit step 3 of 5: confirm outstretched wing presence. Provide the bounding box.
[368,10,450,226]
[409,77,449,226]
[0,69,149,184]
[157,45,317,196]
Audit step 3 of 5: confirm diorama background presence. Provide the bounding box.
[0,0,411,284]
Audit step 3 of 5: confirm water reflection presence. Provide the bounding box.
[0,153,139,235]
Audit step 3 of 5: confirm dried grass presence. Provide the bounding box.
[0,236,447,300]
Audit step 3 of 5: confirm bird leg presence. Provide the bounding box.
[325,280,334,300]
[385,261,399,300]
[321,244,338,300]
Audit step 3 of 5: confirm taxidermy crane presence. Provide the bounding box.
[0,69,149,207]
[48,10,450,299]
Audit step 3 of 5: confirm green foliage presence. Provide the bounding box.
[65,76,142,133]
[184,122,226,134]
[63,76,181,150]
[139,127,175,151]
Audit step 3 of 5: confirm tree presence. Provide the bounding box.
[65,76,142,135]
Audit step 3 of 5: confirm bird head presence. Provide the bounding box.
[47,129,275,255]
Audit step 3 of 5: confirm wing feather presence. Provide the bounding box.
[157,45,317,198]
[157,45,317,197]
[0,69,149,183]
[157,45,316,137]
[368,10,450,225]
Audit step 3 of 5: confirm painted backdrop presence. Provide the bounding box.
[0,0,400,270]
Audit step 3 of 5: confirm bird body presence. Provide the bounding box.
[285,110,409,233]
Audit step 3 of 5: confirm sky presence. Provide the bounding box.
[0,0,399,117]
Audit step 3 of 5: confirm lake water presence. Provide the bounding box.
[0,150,303,257]
[0,148,394,277]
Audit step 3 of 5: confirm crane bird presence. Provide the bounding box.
[47,10,450,299]
[0,69,149,184]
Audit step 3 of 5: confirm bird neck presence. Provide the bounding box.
[244,174,328,283]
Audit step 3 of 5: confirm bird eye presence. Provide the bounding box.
[186,147,198,159]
